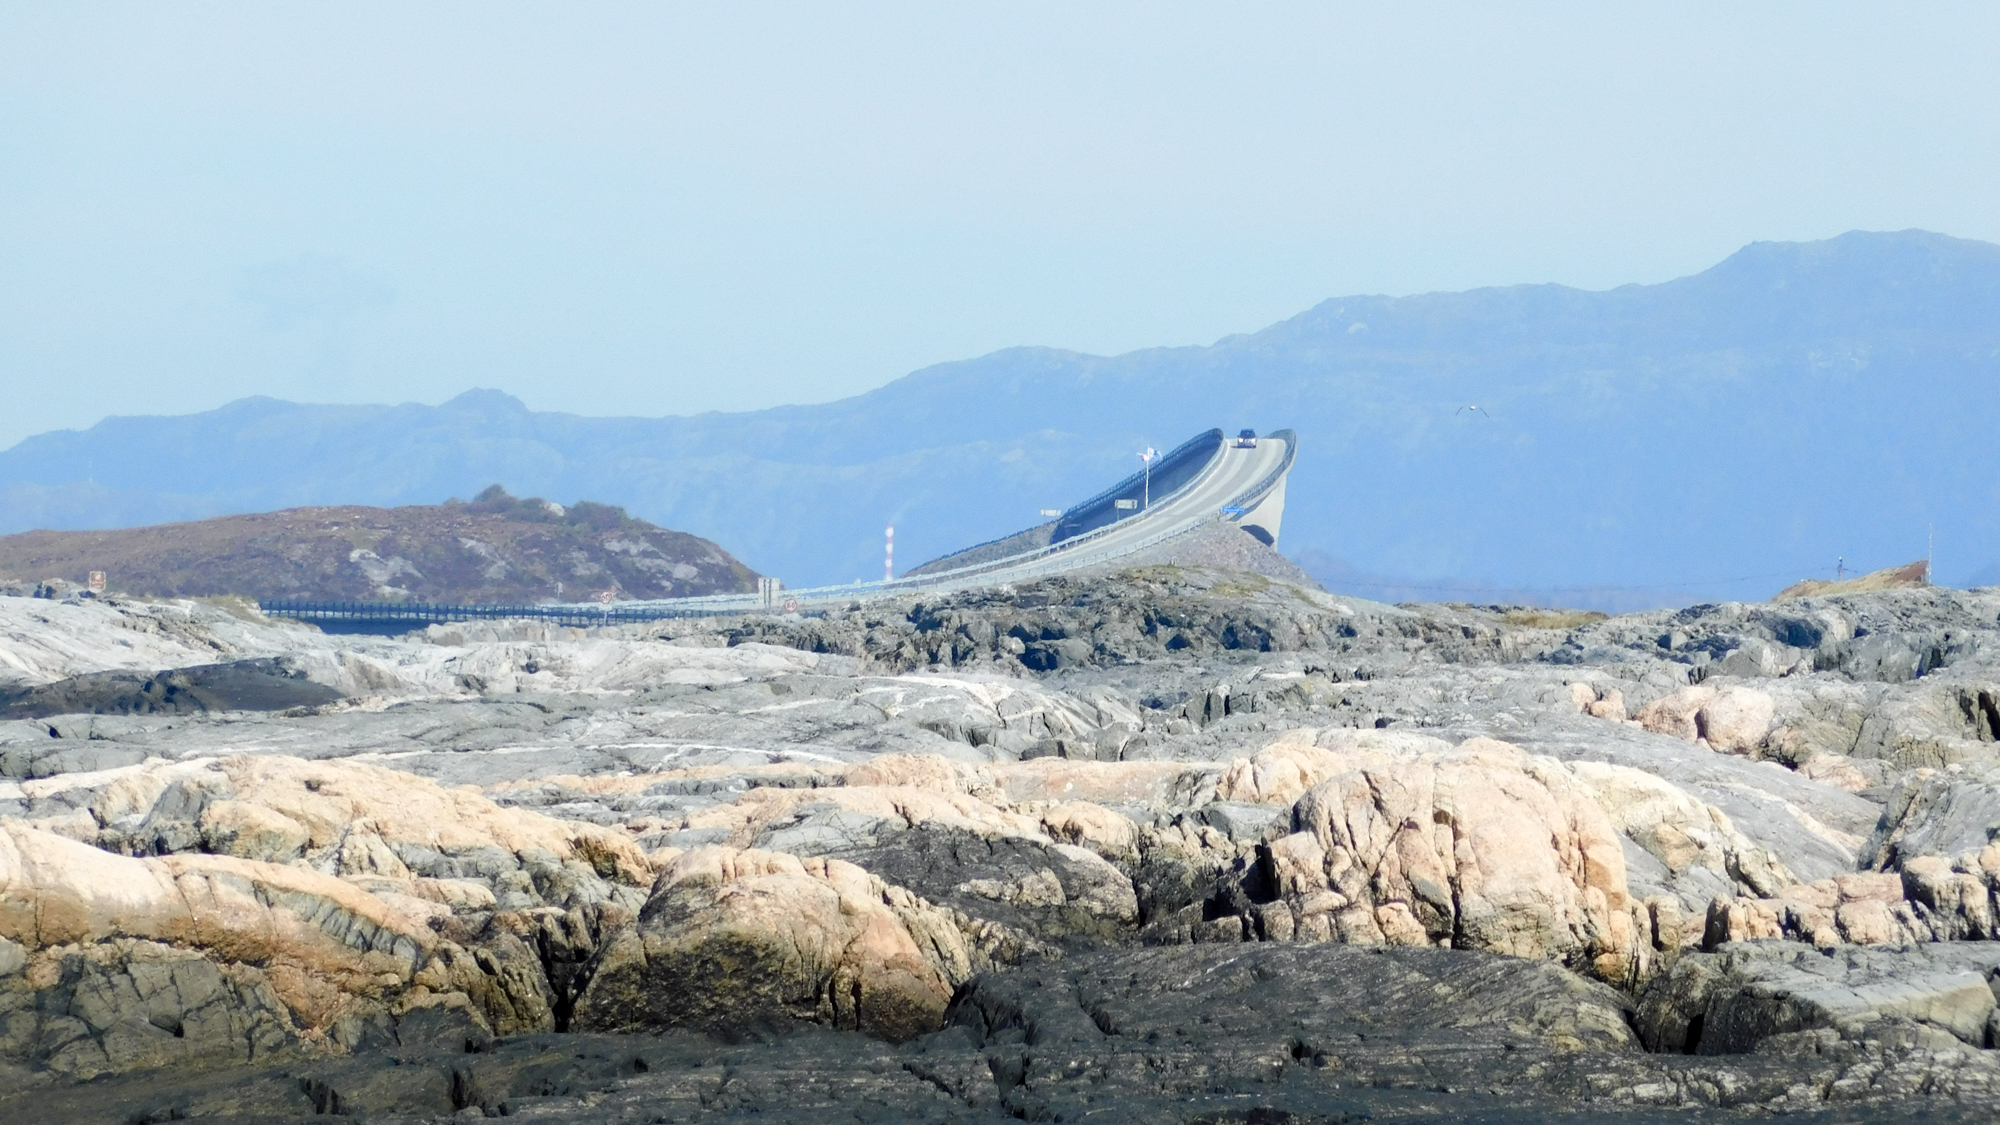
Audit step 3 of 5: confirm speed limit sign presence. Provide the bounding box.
[782,597,800,613]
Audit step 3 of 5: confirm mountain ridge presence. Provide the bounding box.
[5,228,1997,604]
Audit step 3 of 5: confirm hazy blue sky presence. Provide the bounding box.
[3,3,1996,449]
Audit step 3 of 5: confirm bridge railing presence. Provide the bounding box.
[258,598,795,626]
[1223,428,1297,513]
[617,430,1289,611]
[263,429,1296,628]
[852,430,1237,590]
[794,431,1296,599]
[905,428,1224,575]
[1048,428,1223,543]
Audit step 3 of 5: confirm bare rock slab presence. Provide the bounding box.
[1637,940,2000,1054]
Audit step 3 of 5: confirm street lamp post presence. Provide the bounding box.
[1139,447,1158,508]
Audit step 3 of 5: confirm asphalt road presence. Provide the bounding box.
[905,432,1291,591]
[620,432,1292,609]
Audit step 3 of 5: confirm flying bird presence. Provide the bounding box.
[1456,405,1494,419]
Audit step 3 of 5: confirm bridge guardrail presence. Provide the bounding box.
[1223,428,1297,513]
[804,431,1236,594]
[827,431,1295,597]
[259,598,794,626]
[1049,428,1222,543]
[906,428,1224,575]
[642,429,1282,606]
[262,428,1294,627]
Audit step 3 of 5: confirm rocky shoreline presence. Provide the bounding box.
[2,569,1999,1120]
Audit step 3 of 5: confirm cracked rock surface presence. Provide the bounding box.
[4,572,2000,1120]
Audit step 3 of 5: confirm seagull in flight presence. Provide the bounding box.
[1456,404,1494,419]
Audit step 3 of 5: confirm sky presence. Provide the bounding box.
[3,2,1998,451]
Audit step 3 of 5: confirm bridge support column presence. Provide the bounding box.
[1233,472,1287,548]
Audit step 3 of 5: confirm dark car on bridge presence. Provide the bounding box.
[1235,429,1258,448]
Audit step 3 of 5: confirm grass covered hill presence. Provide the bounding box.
[0,486,759,603]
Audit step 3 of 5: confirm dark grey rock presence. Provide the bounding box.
[0,939,300,1081]
[936,944,1999,1122]
[1636,940,2000,1054]
[1867,761,2000,866]
[1197,800,1285,842]
[827,824,1139,949]
[0,658,343,719]
[19,581,2000,1117]
[753,804,896,854]
[8,944,2000,1121]
[0,742,152,781]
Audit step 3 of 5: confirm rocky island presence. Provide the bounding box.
[0,486,759,605]
[2,562,1998,1122]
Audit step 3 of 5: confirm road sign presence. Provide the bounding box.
[87,571,106,593]
[1221,506,1245,516]
[1114,499,1139,510]
[782,597,800,613]
[597,590,614,605]
[1039,509,1062,518]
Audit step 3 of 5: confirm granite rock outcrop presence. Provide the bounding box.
[8,574,2000,1119]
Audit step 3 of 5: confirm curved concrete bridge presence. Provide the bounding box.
[662,425,1295,611]
[265,427,1295,628]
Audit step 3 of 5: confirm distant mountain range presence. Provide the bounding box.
[3,229,1996,607]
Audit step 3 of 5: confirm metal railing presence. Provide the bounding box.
[258,599,798,627]
[907,433,1297,593]
[1226,428,1297,514]
[1048,428,1223,542]
[260,429,1296,628]
[845,429,1239,592]
[685,429,1288,605]
[907,428,1224,574]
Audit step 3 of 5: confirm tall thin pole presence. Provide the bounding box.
[885,525,894,582]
